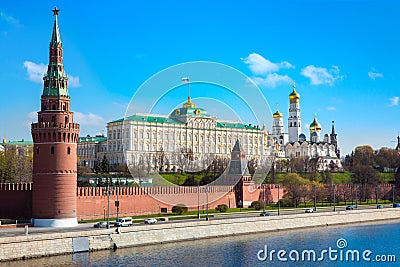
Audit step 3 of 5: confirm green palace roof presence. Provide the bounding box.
[2,140,33,146]
[78,136,107,143]
[110,114,185,124]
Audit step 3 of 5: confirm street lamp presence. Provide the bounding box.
[107,179,111,229]
[205,184,209,221]
[197,184,200,219]
[263,185,266,212]
[375,185,380,209]
[355,185,359,208]
[103,206,106,221]
[392,184,396,206]
[333,184,336,212]
[313,184,317,212]
[276,184,281,216]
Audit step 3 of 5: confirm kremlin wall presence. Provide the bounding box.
[0,182,395,221]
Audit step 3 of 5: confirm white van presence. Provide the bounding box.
[114,217,133,227]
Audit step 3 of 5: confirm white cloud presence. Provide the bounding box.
[0,11,20,26]
[389,96,399,106]
[327,106,336,111]
[301,65,343,85]
[23,60,81,87]
[252,73,292,88]
[68,75,82,87]
[368,69,383,80]
[73,112,106,127]
[241,53,294,75]
[23,61,46,83]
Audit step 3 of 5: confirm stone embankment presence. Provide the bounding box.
[1,209,399,262]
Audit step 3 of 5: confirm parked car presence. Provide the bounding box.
[346,205,354,210]
[144,218,157,224]
[377,205,383,209]
[305,208,314,213]
[114,217,133,227]
[259,211,270,216]
[393,203,400,208]
[93,221,107,228]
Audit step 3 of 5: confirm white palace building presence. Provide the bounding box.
[78,82,342,172]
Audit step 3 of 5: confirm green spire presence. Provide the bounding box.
[42,7,69,98]
[50,7,61,46]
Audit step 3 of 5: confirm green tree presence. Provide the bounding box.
[171,204,188,214]
[282,173,310,207]
[250,201,263,210]
[215,204,228,212]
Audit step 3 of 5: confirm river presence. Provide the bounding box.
[1,220,399,266]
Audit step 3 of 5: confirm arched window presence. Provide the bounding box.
[51,146,54,154]
[36,148,39,155]
[67,147,71,155]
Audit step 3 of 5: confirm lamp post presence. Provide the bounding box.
[313,184,317,212]
[355,185,359,208]
[276,184,281,216]
[333,184,336,212]
[205,184,209,221]
[103,206,106,221]
[197,184,200,219]
[375,185,380,209]
[107,179,110,229]
[392,184,396,206]
[263,185,266,212]
[115,186,119,221]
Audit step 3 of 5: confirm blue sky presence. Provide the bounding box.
[0,1,399,156]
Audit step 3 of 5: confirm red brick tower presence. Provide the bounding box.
[31,8,80,227]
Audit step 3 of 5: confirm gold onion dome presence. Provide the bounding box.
[273,110,283,118]
[309,117,322,132]
[289,89,300,100]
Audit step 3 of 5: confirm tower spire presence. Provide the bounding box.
[43,7,68,98]
[51,8,61,45]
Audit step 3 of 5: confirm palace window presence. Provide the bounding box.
[51,146,54,154]
[67,147,70,155]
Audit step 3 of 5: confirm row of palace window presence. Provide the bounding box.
[36,146,71,155]
[109,130,262,144]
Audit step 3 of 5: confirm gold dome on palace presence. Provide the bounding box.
[289,89,300,100]
[309,117,322,132]
[273,110,283,118]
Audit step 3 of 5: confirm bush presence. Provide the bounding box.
[171,204,188,215]
[250,201,263,210]
[215,204,228,212]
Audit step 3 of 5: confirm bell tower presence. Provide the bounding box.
[288,81,301,142]
[31,8,80,227]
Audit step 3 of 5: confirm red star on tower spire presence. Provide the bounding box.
[52,7,59,16]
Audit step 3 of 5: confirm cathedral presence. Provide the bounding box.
[267,82,342,170]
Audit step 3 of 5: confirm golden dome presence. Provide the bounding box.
[273,110,283,118]
[309,116,322,132]
[289,89,300,100]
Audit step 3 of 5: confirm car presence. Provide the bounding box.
[346,205,354,210]
[114,217,133,227]
[377,205,383,209]
[393,203,400,208]
[260,211,270,216]
[144,218,157,224]
[305,208,314,213]
[93,221,107,228]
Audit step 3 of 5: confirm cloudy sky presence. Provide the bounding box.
[0,1,399,155]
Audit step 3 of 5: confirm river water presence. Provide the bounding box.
[1,220,399,267]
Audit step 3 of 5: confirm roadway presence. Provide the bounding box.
[0,204,395,238]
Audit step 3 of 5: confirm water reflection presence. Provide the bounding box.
[1,221,399,267]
